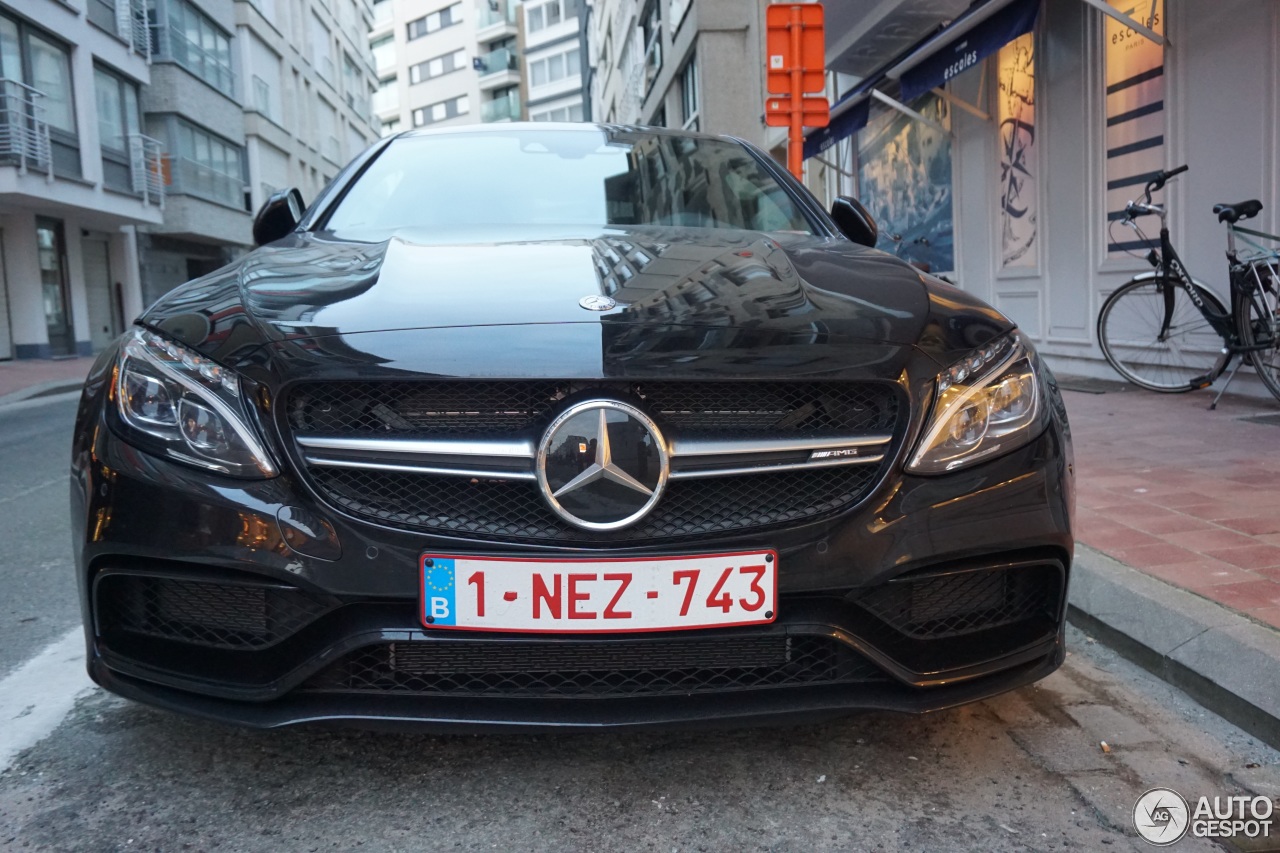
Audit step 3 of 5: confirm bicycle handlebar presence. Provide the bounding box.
[1146,164,1189,195]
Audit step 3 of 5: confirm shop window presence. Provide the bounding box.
[997,32,1037,269]
[1103,0,1164,257]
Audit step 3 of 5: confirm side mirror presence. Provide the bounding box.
[252,187,305,246]
[830,196,879,248]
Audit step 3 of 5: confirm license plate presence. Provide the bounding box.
[419,551,777,633]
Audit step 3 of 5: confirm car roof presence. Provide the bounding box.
[395,121,741,145]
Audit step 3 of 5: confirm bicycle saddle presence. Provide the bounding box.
[1213,199,1263,223]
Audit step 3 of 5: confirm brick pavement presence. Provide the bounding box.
[1063,377,1280,631]
[0,357,92,401]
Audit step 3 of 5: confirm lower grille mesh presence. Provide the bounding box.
[96,573,333,650]
[303,635,884,698]
[310,464,880,543]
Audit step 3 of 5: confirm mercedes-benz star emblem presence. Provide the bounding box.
[578,295,617,311]
[536,400,668,531]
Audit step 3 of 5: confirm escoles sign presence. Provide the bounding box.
[420,551,778,633]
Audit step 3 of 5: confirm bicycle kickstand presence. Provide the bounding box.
[1209,355,1244,410]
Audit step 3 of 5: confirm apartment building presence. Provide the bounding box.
[369,0,524,135]
[587,0,767,145]
[523,0,585,123]
[138,0,378,305]
[0,0,163,358]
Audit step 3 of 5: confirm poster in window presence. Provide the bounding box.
[857,94,954,273]
[997,32,1037,269]
[1104,0,1164,257]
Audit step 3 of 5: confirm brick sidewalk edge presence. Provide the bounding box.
[1069,543,1280,750]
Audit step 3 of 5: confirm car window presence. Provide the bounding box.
[323,129,814,236]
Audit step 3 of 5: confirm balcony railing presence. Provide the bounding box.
[116,0,151,58]
[128,133,165,208]
[481,91,520,123]
[478,1,517,29]
[0,79,53,179]
[172,156,244,208]
[475,48,518,78]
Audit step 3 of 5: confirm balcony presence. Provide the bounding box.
[481,91,520,123]
[475,48,520,91]
[476,1,518,39]
[170,156,244,209]
[0,79,53,179]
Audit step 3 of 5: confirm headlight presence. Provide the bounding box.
[907,332,1045,474]
[112,328,278,478]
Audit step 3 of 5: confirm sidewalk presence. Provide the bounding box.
[0,357,92,405]
[1063,378,1280,631]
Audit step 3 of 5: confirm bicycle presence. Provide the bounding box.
[1096,164,1280,406]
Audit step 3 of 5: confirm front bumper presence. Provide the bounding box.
[73,398,1073,730]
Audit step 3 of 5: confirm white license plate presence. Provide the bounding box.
[419,551,777,633]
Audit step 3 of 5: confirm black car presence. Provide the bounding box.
[70,124,1074,730]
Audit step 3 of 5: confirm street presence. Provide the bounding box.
[0,394,1278,851]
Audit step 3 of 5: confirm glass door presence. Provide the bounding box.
[36,217,74,356]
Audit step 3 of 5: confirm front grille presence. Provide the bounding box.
[311,463,880,542]
[302,635,884,698]
[288,380,901,543]
[286,380,898,437]
[95,573,333,650]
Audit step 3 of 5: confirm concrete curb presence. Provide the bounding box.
[0,379,84,409]
[1068,543,1280,750]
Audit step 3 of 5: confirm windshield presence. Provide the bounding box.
[323,128,814,236]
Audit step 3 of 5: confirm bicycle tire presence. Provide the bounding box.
[1097,276,1228,393]
[1236,265,1280,401]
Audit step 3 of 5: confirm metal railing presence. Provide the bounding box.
[154,24,236,96]
[481,91,520,122]
[128,133,165,208]
[475,48,518,77]
[116,0,152,58]
[0,79,53,179]
[172,156,243,208]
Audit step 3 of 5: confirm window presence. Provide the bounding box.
[310,12,334,82]
[528,46,579,89]
[0,13,79,175]
[95,65,142,193]
[530,103,583,122]
[171,119,244,208]
[372,75,397,112]
[373,0,391,26]
[380,117,400,137]
[406,2,461,40]
[342,53,363,114]
[157,0,235,96]
[409,48,466,84]
[641,0,661,90]
[247,34,282,121]
[411,94,468,126]
[679,56,698,130]
[526,0,580,33]
[370,34,394,71]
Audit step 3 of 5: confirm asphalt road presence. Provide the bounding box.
[1,394,1278,852]
[0,395,82,678]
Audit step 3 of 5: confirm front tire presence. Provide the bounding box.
[1097,277,1227,392]
[1236,264,1280,402]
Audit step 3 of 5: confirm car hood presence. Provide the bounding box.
[142,226,1010,380]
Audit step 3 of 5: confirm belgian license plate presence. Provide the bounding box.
[419,551,777,633]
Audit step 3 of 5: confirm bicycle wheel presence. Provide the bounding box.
[1236,265,1280,401]
[1097,276,1228,392]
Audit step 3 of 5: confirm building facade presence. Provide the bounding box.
[369,0,523,135]
[139,0,378,306]
[587,0,768,147]
[1,0,163,358]
[523,0,584,122]
[807,0,1280,390]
